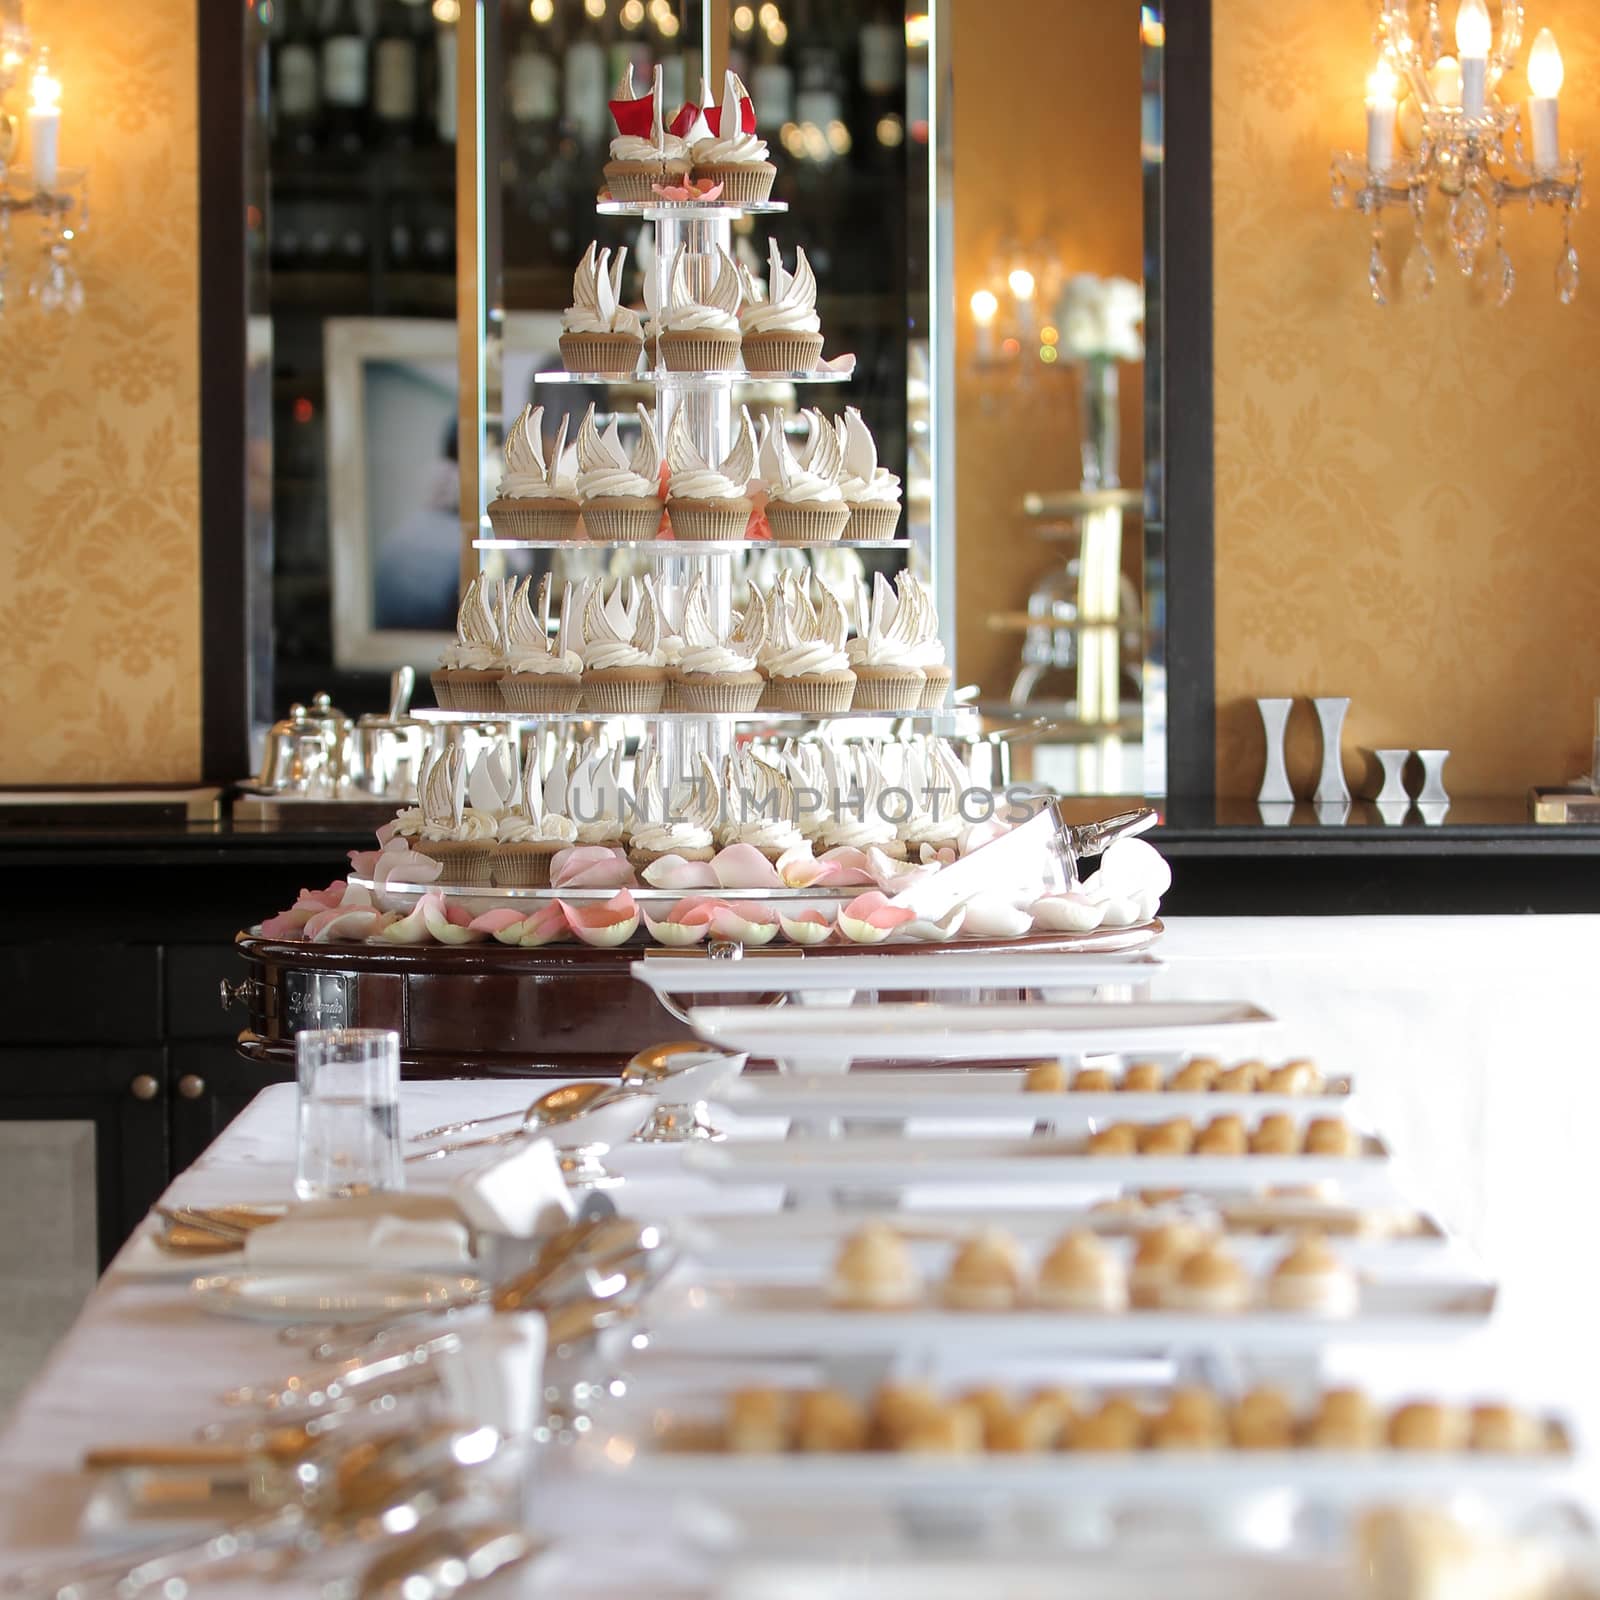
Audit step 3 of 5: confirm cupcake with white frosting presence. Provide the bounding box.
[496,574,583,713]
[602,64,690,202]
[672,575,765,713]
[690,70,776,204]
[627,748,719,870]
[654,242,743,372]
[432,573,502,711]
[898,738,968,856]
[579,577,667,713]
[493,739,579,887]
[560,242,645,378]
[848,572,925,710]
[412,745,497,885]
[897,572,952,707]
[740,239,823,374]
[836,407,903,540]
[568,740,628,853]
[720,751,809,862]
[576,403,663,542]
[758,572,855,714]
[765,408,849,543]
[819,744,905,859]
[487,405,580,541]
[665,406,757,541]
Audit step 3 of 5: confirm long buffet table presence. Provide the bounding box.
[4,915,1600,1588]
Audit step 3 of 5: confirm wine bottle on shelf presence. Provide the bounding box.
[321,0,371,154]
[752,22,795,130]
[372,0,422,148]
[274,0,322,155]
[562,11,607,151]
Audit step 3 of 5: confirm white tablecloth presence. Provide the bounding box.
[2,915,1598,1581]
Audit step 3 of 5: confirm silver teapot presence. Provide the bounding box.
[256,692,353,796]
[348,668,426,799]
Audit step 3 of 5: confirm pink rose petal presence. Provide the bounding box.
[640,853,720,890]
[518,903,572,947]
[561,889,640,947]
[838,890,918,945]
[813,846,878,887]
[306,906,388,943]
[710,843,785,890]
[299,881,348,911]
[551,844,637,890]
[898,906,967,943]
[375,820,400,846]
[348,848,382,878]
[775,845,834,887]
[469,908,530,935]
[259,908,313,940]
[379,898,434,944]
[778,908,835,945]
[1028,892,1106,933]
[709,901,781,945]
[422,891,488,944]
[918,842,959,867]
[959,894,1034,939]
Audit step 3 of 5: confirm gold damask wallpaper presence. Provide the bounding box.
[1213,0,1600,796]
[0,0,200,783]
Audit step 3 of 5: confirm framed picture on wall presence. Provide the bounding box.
[324,313,569,673]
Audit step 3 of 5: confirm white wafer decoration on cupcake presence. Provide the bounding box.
[630,404,663,479]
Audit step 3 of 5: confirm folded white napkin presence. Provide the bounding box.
[244,1193,472,1267]
[451,1137,577,1240]
[434,1311,546,1435]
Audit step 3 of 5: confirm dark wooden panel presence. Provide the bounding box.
[0,946,162,1045]
[166,944,246,1038]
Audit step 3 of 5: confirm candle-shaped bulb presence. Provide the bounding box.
[1367,58,1399,105]
[1528,27,1563,98]
[1007,268,1036,302]
[970,288,999,326]
[29,60,61,114]
[26,50,60,189]
[1455,0,1491,58]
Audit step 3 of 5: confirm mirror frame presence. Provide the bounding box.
[196,0,1214,797]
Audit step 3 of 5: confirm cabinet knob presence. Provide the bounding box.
[177,1075,206,1100]
[129,1074,160,1102]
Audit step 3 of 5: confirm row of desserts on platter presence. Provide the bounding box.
[600,66,779,205]
[828,1223,1364,1318]
[486,402,900,545]
[680,1382,1566,1456]
[388,731,1010,889]
[433,568,947,717]
[558,238,844,380]
[1024,1058,1332,1096]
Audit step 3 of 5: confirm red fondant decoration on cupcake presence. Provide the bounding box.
[701,86,758,136]
[608,65,654,138]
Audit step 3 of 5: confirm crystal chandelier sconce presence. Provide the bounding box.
[1330,1,1581,306]
[966,240,1065,376]
[0,3,88,318]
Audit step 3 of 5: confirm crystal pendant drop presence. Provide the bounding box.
[1489,244,1514,306]
[1557,246,1580,304]
[1369,237,1392,306]
[1448,191,1490,275]
[1403,242,1436,301]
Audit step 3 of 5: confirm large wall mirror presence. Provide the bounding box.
[224,0,1208,797]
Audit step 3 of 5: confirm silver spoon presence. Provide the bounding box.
[407,1081,615,1155]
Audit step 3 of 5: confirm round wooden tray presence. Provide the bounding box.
[229,922,1162,1077]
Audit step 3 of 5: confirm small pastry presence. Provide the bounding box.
[1195,1113,1248,1156]
[960,1385,1015,1440]
[1037,1230,1128,1313]
[1250,1112,1301,1155]
[759,573,858,715]
[1137,1117,1194,1155]
[1214,1061,1266,1094]
[943,1229,1029,1311]
[834,407,907,542]
[1088,1196,1149,1227]
[1231,1387,1296,1450]
[1470,1403,1545,1454]
[989,1397,1068,1453]
[1168,1059,1219,1092]
[900,1402,985,1455]
[1087,1122,1138,1156]
[664,404,757,542]
[689,69,777,203]
[486,404,581,542]
[600,64,691,201]
[1389,1401,1469,1453]
[765,407,852,545]
[1305,1388,1380,1450]
[559,241,645,377]
[1129,1223,1206,1309]
[1264,1059,1322,1096]
[1072,1067,1116,1092]
[728,1388,793,1453]
[739,239,825,374]
[828,1223,921,1310]
[1121,1061,1164,1093]
[1023,1059,1068,1093]
[1068,1397,1144,1452]
[1160,1243,1251,1314]
[871,1383,943,1450]
[1304,1116,1360,1157]
[579,576,668,714]
[1149,1387,1226,1450]
[794,1389,868,1453]
[1265,1235,1359,1317]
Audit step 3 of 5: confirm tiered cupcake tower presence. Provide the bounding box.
[414,73,947,856]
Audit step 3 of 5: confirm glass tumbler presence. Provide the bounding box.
[294,1028,403,1200]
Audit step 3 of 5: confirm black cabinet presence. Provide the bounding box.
[169,1041,297,1177]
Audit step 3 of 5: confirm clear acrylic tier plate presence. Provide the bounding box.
[532,368,852,387]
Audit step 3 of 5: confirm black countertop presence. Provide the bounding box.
[0,794,1597,917]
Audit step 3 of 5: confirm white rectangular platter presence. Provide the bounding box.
[641,1277,1494,1357]
[716,1071,1356,1126]
[634,951,1166,995]
[687,1001,1277,1064]
[572,1436,1569,1512]
[684,1133,1393,1196]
